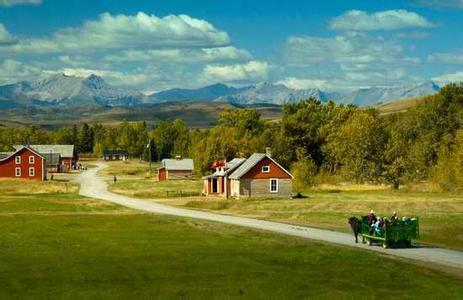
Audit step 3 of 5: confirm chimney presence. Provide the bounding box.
[175,155,182,160]
[265,147,272,157]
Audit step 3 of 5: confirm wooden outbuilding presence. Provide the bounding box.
[0,146,47,181]
[203,149,293,198]
[157,157,194,181]
[103,150,129,161]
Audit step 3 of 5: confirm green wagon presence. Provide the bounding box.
[360,218,419,248]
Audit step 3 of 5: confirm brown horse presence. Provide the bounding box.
[348,216,361,243]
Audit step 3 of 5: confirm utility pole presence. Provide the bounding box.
[148,139,152,177]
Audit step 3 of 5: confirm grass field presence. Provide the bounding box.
[102,161,463,251]
[1,179,463,298]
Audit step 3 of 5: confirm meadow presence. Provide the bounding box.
[1,177,463,298]
[104,160,463,250]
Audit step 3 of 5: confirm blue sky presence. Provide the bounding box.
[0,0,462,92]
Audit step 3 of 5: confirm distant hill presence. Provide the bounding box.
[0,73,441,108]
[0,73,144,108]
[343,81,440,106]
[377,97,425,115]
[149,83,237,103]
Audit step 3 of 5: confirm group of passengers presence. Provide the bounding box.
[364,210,406,236]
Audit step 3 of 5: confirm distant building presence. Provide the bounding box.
[157,156,194,181]
[103,150,129,161]
[0,146,47,181]
[14,144,77,172]
[203,148,293,198]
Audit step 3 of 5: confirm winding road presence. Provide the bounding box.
[78,163,463,271]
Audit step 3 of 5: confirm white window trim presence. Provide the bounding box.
[15,156,21,164]
[270,178,279,193]
[29,155,35,164]
[262,165,270,173]
[15,167,21,177]
[29,167,35,177]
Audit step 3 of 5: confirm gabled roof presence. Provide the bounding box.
[0,145,45,162]
[103,150,129,156]
[160,158,194,171]
[14,144,74,158]
[41,152,61,166]
[228,153,293,180]
[202,158,246,179]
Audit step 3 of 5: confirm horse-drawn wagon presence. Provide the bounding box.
[361,218,419,248]
[349,216,419,248]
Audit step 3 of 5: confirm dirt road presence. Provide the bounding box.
[77,163,463,271]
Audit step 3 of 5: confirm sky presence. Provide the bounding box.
[0,0,462,92]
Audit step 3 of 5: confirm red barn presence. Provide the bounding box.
[0,146,47,181]
[14,144,77,172]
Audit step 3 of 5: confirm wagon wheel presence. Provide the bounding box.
[382,241,388,249]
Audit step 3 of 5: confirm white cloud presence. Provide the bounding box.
[432,71,463,84]
[396,32,431,39]
[0,23,17,45]
[283,32,420,89]
[0,0,41,7]
[104,46,252,63]
[202,61,269,83]
[428,51,463,64]
[0,59,41,84]
[329,10,434,31]
[6,12,230,54]
[276,77,327,90]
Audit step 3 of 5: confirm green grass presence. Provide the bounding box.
[99,160,160,178]
[180,189,463,251]
[109,178,204,198]
[102,164,463,250]
[1,176,462,297]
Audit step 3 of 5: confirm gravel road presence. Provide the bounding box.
[77,163,463,271]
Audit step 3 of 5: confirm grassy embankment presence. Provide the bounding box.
[1,178,463,297]
[104,160,463,250]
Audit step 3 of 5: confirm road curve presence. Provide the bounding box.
[77,163,463,271]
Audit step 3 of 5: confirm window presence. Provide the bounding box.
[262,165,270,173]
[270,179,278,193]
[29,155,35,164]
[15,167,21,177]
[15,156,21,164]
[29,167,35,177]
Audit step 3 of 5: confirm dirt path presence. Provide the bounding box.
[77,163,463,271]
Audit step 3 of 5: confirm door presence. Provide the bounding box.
[212,178,218,193]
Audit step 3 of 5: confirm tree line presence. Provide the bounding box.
[0,83,462,191]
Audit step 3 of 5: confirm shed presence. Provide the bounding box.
[103,150,129,161]
[157,157,194,181]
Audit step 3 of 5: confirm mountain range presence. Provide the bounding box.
[0,73,441,109]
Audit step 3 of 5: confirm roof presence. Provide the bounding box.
[202,158,246,179]
[41,152,61,166]
[1,145,45,162]
[14,144,74,158]
[228,153,293,180]
[161,158,194,171]
[0,152,13,159]
[103,150,129,156]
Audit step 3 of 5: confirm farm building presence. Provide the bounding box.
[0,145,47,181]
[103,150,129,161]
[14,144,77,172]
[157,157,194,181]
[203,149,293,198]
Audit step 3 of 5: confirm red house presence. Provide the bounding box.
[203,148,293,198]
[14,144,77,172]
[0,146,47,181]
